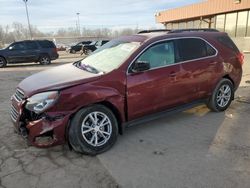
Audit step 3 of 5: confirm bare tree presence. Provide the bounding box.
[0,22,156,47]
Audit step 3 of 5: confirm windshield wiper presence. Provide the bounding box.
[74,61,101,74]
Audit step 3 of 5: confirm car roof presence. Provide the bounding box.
[119,29,227,44]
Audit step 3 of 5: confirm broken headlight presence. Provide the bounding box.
[25,91,59,114]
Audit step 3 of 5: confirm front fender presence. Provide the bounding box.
[49,83,126,122]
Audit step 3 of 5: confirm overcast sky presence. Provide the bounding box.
[1,0,201,32]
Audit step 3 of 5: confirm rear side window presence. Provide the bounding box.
[25,41,39,50]
[38,40,55,48]
[216,36,239,52]
[176,38,216,62]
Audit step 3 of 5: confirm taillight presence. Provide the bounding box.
[53,48,58,53]
[237,52,244,65]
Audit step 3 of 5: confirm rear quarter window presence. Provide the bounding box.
[176,38,216,62]
[216,36,239,53]
[25,41,39,50]
[37,41,56,48]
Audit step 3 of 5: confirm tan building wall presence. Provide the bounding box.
[156,0,250,23]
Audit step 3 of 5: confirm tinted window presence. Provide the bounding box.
[38,40,55,48]
[96,41,102,46]
[82,41,91,44]
[76,43,82,46]
[25,41,39,50]
[176,38,213,62]
[206,43,217,56]
[102,40,109,45]
[137,41,175,69]
[9,42,26,50]
[216,36,239,52]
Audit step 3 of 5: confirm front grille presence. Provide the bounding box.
[10,104,19,122]
[13,89,25,102]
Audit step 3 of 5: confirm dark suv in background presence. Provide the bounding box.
[82,40,109,55]
[68,41,91,54]
[0,40,59,68]
[11,29,243,155]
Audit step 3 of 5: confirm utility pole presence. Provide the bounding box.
[76,12,80,35]
[23,0,32,39]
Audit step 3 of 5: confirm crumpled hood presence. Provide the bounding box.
[18,63,101,97]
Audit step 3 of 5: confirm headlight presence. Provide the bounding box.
[25,91,59,114]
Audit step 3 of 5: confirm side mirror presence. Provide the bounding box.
[132,61,150,73]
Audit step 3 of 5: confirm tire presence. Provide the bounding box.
[86,49,92,55]
[0,56,7,68]
[68,105,118,155]
[207,78,234,112]
[39,55,51,65]
[71,50,76,54]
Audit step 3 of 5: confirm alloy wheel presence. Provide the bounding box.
[0,58,5,67]
[40,57,50,64]
[81,111,112,147]
[216,84,231,108]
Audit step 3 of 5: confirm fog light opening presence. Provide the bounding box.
[34,130,55,146]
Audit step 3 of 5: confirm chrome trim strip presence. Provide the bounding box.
[13,94,21,102]
[14,89,25,102]
[127,36,218,74]
[10,104,19,122]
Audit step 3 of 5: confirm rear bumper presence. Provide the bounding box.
[51,53,59,60]
[11,96,69,148]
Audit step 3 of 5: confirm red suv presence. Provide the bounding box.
[11,29,243,155]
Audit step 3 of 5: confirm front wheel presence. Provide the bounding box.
[68,105,118,155]
[0,57,7,68]
[207,78,234,112]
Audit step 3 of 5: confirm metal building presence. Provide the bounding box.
[155,0,250,38]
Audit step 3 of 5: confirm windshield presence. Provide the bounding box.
[80,40,140,73]
[90,41,97,45]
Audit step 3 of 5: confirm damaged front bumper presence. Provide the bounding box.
[11,95,70,148]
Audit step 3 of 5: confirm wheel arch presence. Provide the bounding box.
[0,55,7,64]
[97,101,124,135]
[222,74,235,88]
[39,53,50,59]
[65,100,124,146]
[222,75,235,99]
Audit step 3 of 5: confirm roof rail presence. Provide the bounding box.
[138,29,170,34]
[168,29,219,33]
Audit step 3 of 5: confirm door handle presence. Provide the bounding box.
[209,62,217,65]
[169,72,176,77]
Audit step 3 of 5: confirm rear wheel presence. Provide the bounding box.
[39,55,51,65]
[85,49,92,55]
[207,78,234,112]
[0,57,7,68]
[69,105,118,155]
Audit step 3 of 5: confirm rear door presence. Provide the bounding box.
[24,41,40,62]
[38,40,57,59]
[175,38,218,100]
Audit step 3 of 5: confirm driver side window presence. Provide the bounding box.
[9,42,26,50]
[137,41,175,69]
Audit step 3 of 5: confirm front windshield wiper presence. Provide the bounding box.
[74,61,103,74]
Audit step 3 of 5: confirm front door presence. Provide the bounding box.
[6,42,27,63]
[127,40,183,120]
